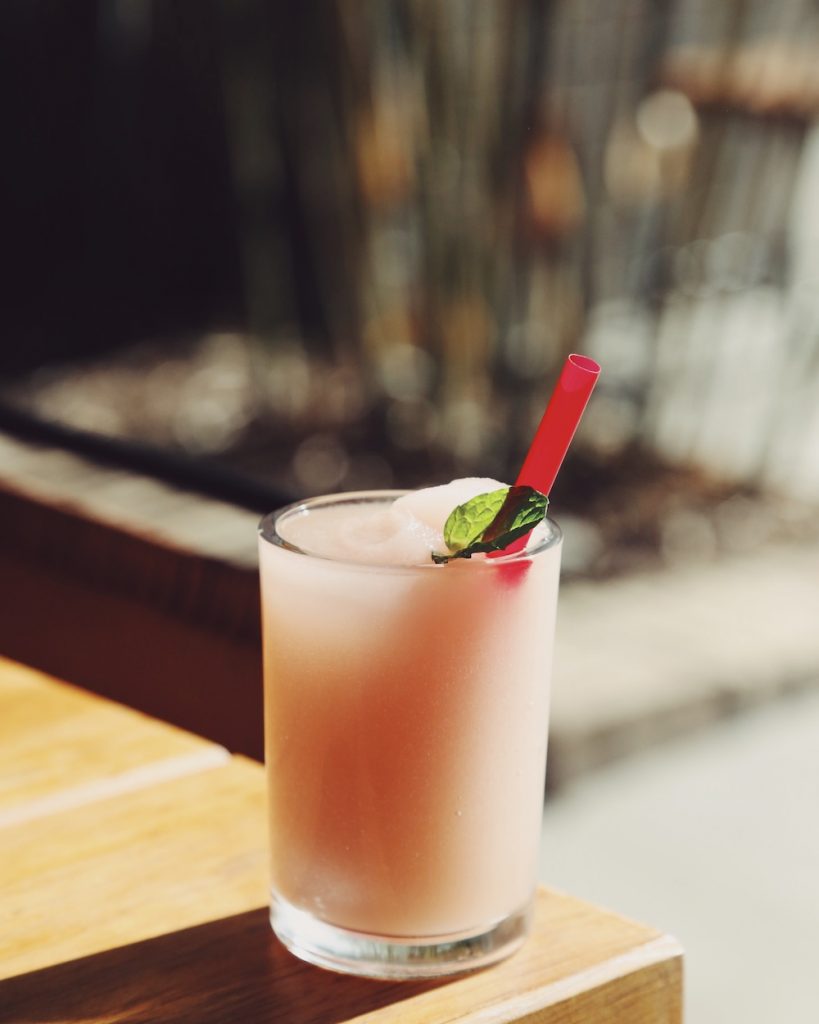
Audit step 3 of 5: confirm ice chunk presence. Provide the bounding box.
[335,505,440,566]
[280,478,508,567]
[393,477,508,539]
[280,504,440,566]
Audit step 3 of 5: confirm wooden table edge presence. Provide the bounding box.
[449,933,683,1024]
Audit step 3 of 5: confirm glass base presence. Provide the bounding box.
[270,893,533,979]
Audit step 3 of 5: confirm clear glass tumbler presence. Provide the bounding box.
[258,491,562,978]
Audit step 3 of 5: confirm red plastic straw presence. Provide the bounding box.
[491,353,600,558]
[515,353,600,493]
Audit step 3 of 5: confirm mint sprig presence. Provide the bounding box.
[431,485,548,563]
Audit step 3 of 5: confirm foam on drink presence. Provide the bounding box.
[279,477,507,566]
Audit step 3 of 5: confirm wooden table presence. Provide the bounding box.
[0,656,683,1022]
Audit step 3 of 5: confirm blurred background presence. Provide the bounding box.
[1,2,818,1020]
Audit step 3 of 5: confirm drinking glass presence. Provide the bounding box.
[258,490,562,978]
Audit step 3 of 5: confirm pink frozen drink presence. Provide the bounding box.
[258,478,562,977]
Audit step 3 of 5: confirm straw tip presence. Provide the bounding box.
[567,353,601,376]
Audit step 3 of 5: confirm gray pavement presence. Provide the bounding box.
[549,539,819,786]
[539,685,819,1023]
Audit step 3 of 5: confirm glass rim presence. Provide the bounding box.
[258,489,562,573]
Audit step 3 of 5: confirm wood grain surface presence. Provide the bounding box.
[0,656,683,1022]
[0,891,682,1024]
[0,758,268,981]
[0,656,227,825]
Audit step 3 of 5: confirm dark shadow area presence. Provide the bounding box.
[0,1,242,374]
[0,486,264,760]
[0,908,447,1024]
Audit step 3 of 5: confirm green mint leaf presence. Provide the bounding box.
[443,487,511,555]
[432,485,548,563]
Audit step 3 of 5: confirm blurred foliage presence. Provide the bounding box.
[3,0,819,516]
